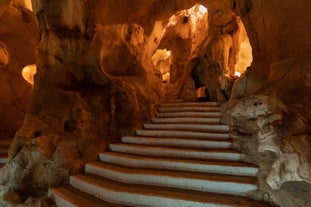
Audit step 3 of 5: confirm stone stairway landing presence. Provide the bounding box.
[49,97,273,207]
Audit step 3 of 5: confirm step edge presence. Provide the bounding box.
[70,175,234,207]
[49,188,77,207]
[85,163,257,195]
[99,153,259,176]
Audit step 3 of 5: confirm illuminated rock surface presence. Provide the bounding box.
[0,0,310,206]
[0,2,38,139]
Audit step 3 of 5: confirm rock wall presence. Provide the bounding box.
[0,2,38,139]
[171,1,252,104]
[0,0,188,204]
[225,0,311,206]
[0,0,310,206]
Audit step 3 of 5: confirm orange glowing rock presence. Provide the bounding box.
[22,64,36,85]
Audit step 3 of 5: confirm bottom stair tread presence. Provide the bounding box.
[49,186,129,207]
[70,173,273,207]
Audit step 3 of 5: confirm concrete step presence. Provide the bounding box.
[49,186,126,207]
[136,129,230,139]
[162,102,218,107]
[70,174,270,207]
[152,117,221,124]
[158,106,220,113]
[48,98,274,207]
[99,152,258,176]
[143,123,230,133]
[121,136,232,149]
[70,174,269,207]
[0,155,8,164]
[156,111,222,118]
[0,138,12,167]
[109,143,243,161]
[86,162,257,196]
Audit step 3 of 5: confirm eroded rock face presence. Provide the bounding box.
[230,93,311,205]
[0,0,310,206]
[226,0,311,205]
[0,2,38,139]
[1,0,165,203]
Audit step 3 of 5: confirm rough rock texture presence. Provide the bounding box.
[0,2,38,139]
[175,2,251,103]
[0,0,310,206]
[229,94,311,207]
[0,42,9,66]
[1,0,168,205]
[225,0,311,206]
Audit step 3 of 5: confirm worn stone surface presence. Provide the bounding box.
[227,1,311,205]
[229,93,311,206]
[0,0,310,206]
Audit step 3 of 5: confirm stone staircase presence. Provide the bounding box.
[49,96,272,207]
[0,138,12,168]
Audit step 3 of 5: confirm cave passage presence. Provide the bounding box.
[0,1,309,206]
[152,48,172,82]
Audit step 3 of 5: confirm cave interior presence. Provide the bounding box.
[0,0,310,206]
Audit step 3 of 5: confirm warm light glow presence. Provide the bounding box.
[167,4,208,31]
[24,0,33,11]
[235,37,252,75]
[151,49,171,65]
[235,71,241,77]
[162,72,170,82]
[199,5,208,13]
[13,0,33,11]
[20,0,33,11]
[22,64,36,85]
[161,4,209,82]
[234,19,253,77]
[151,49,172,82]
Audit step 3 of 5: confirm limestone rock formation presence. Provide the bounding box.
[0,2,38,139]
[0,0,310,206]
[225,1,311,205]
[229,93,311,206]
